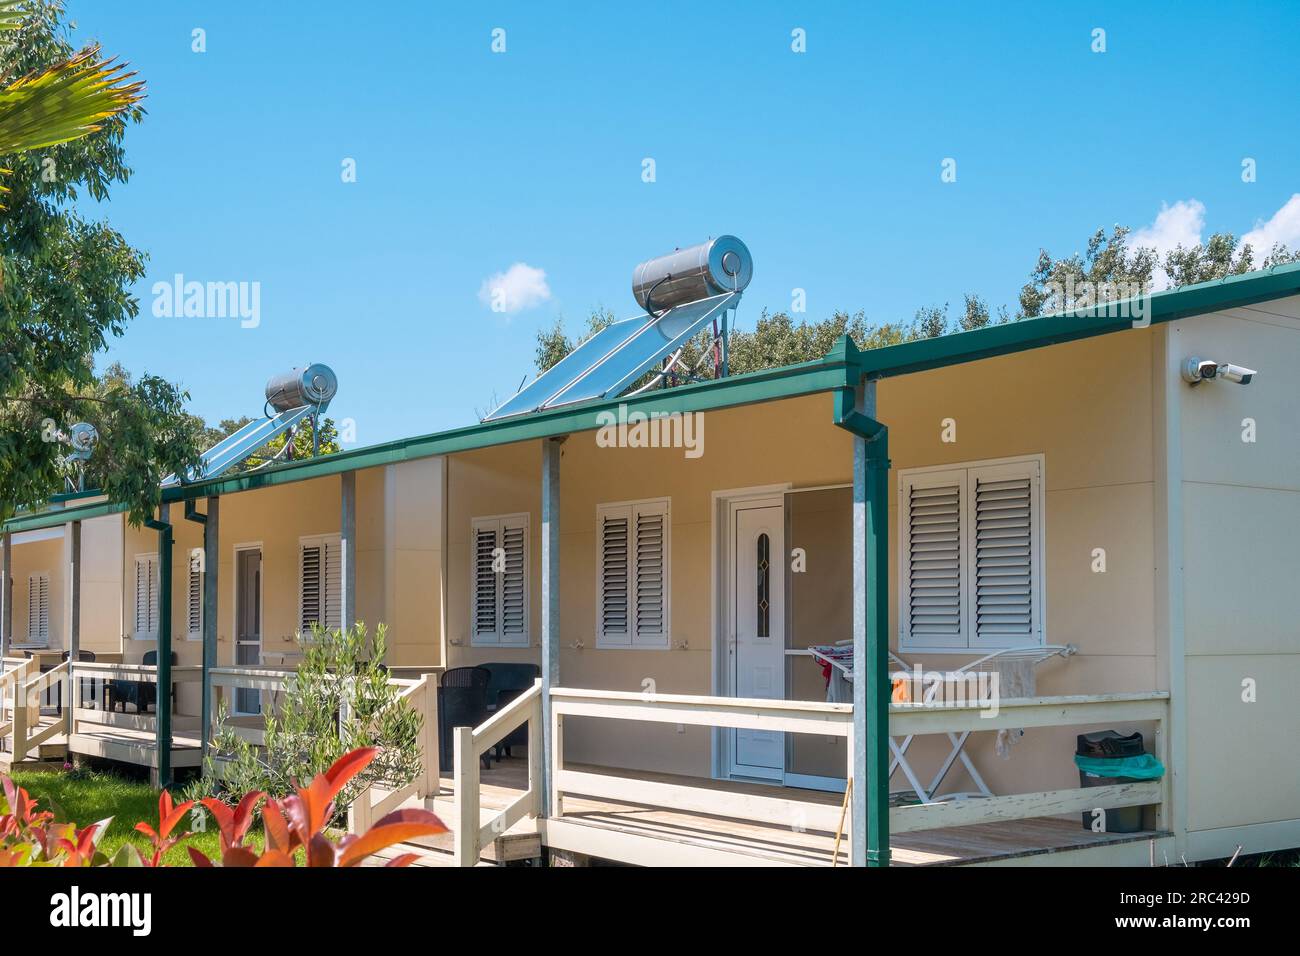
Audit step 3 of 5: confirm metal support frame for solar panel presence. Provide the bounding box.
[485,291,741,421]
[162,404,317,487]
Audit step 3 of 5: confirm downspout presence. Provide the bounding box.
[146,511,174,788]
[833,383,891,867]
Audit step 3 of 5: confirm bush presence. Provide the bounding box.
[188,622,423,816]
[0,747,445,867]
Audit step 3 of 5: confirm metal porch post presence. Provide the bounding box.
[148,506,174,788]
[849,378,891,867]
[202,497,219,759]
[340,472,356,632]
[1,531,10,657]
[69,521,81,662]
[541,437,562,816]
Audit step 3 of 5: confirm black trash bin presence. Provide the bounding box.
[1075,730,1161,833]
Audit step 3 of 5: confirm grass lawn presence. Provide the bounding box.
[10,768,262,866]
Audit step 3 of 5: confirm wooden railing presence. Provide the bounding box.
[0,657,36,743]
[348,673,440,834]
[550,688,854,833]
[6,660,72,761]
[888,692,1170,835]
[546,687,1171,858]
[68,662,203,734]
[452,679,543,866]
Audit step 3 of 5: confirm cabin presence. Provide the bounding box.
[4,252,1300,867]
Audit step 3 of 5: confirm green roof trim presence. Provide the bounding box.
[846,260,1300,380]
[7,261,1300,536]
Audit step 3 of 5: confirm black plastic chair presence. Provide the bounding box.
[480,662,541,760]
[438,666,491,772]
[110,650,179,714]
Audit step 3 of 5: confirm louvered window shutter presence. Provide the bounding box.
[597,507,631,646]
[598,500,669,648]
[28,573,50,644]
[632,504,667,646]
[323,537,342,630]
[902,477,964,647]
[471,521,500,642]
[134,556,159,640]
[187,566,203,639]
[300,543,322,632]
[968,464,1039,647]
[500,519,528,645]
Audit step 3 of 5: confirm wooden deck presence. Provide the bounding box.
[428,754,1169,867]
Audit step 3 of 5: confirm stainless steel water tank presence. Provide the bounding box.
[632,235,753,313]
[265,364,338,412]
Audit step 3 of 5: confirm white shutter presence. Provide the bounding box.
[597,506,631,646]
[968,463,1040,647]
[500,518,528,645]
[471,521,500,642]
[901,474,964,648]
[134,555,159,640]
[324,537,342,630]
[632,503,667,647]
[598,499,669,648]
[27,573,50,645]
[187,566,203,640]
[299,534,343,634]
[471,515,529,646]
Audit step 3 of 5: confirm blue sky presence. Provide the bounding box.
[71,1,1300,446]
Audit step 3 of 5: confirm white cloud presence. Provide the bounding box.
[1130,199,1206,261]
[1242,193,1300,256]
[477,262,551,315]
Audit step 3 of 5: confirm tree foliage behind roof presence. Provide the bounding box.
[533,226,1300,393]
[0,2,202,524]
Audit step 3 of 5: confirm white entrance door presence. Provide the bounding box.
[730,502,786,778]
[234,547,262,715]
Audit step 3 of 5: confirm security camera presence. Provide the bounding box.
[1217,363,1256,385]
[1182,357,1256,386]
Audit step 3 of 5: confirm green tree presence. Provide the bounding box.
[0,2,202,524]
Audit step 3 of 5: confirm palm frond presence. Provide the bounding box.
[0,46,146,155]
[0,1,24,32]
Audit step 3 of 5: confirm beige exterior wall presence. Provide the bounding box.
[8,530,64,649]
[444,326,1165,791]
[1168,297,1300,850]
[78,514,125,656]
[119,459,445,716]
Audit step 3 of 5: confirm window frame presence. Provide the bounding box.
[469,513,531,647]
[897,455,1045,653]
[595,496,671,650]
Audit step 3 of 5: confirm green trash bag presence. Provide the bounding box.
[1073,753,1166,780]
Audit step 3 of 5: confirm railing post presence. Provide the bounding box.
[453,725,479,866]
[549,707,564,819]
[12,674,28,760]
[421,678,439,799]
[528,679,543,818]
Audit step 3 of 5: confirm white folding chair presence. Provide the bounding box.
[888,644,1077,803]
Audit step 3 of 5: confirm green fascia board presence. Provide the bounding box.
[850,261,1300,380]
[8,262,1300,536]
[3,357,854,534]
